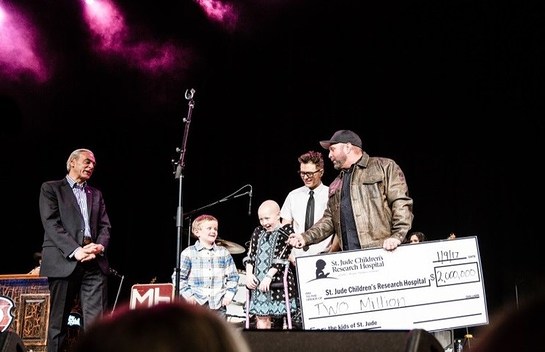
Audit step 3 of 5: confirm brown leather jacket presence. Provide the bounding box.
[303,152,413,249]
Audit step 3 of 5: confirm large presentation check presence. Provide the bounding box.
[295,236,488,331]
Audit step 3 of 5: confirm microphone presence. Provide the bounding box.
[248,185,253,216]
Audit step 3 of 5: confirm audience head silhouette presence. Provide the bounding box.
[73,301,251,352]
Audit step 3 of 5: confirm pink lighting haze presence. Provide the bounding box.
[196,0,238,32]
[83,0,191,74]
[0,3,49,82]
[83,0,127,50]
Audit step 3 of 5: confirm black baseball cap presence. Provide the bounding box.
[319,130,362,149]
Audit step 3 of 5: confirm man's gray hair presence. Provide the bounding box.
[66,148,93,171]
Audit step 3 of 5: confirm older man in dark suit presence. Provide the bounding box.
[39,148,112,352]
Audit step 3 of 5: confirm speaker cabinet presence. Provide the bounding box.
[0,275,50,351]
[241,329,443,352]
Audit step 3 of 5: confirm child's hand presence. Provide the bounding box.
[258,276,272,292]
[222,296,233,307]
[246,273,259,289]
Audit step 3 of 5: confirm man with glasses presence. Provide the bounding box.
[287,130,413,252]
[281,150,336,260]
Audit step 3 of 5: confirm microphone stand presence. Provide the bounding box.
[172,88,196,299]
[183,185,252,246]
[110,273,125,315]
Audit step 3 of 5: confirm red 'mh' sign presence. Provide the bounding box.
[129,283,174,309]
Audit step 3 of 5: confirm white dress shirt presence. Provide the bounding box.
[280,183,332,257]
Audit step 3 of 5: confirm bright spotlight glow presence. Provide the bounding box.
[196,0,238,32]
[0,3,49,82]
[82,0,192,75]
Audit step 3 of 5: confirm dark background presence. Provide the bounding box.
[1,0,543,328]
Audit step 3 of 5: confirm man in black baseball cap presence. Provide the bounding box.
[288,129,413,253]
[319,130,362,149]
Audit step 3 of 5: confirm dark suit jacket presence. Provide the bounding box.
[39,177,111,277]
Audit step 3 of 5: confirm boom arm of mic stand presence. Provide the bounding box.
[183,185,252,219]
[183,191,251,219]
[183,199,226,219]
[233,191,250,199]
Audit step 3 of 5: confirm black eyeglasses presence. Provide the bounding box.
[298,170,322,178]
